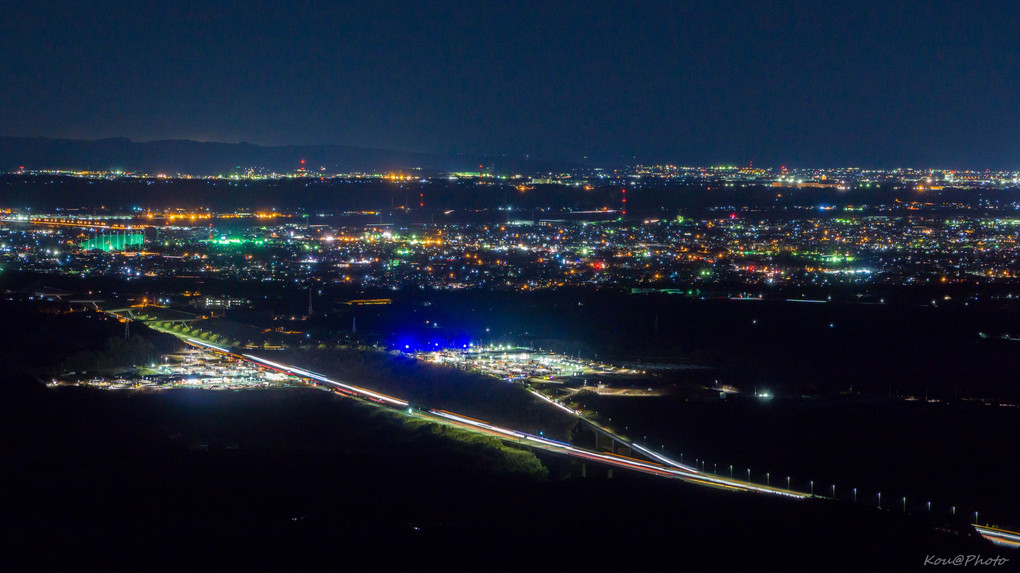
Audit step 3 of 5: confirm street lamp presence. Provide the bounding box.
[766,472,770,487]
[747,468,751,482]
[902,497,907,512]
[810,480,814,496]
[786,476,791,490]
[729,465,733,479]
[853,488,857,503]
[831,484,836,498]
[878,492,881,509]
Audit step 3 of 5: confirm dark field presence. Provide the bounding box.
[0,387,995,569]
[572,394,1020,532]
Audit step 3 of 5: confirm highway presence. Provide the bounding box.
[176,336,1019,548]
[0,216,150,230]
[975,525,1020,548]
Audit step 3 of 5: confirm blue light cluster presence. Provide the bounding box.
[389,331,472,353]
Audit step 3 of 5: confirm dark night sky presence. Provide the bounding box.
[1,1,1018,169]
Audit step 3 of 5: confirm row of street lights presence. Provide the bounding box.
[683,457,981,525]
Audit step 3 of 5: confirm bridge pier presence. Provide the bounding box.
[594,428,632,458]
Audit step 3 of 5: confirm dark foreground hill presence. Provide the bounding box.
[0,385,995,571]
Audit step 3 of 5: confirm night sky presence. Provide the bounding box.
[2,1,1018,169]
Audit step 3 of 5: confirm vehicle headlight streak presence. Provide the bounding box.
[975,526,1020,547]
[526,388,699,473]
[240,353,408,407]
[526,388,581,415]
[427,409,807,497]
[186,338,231,354]
[629,441,698,473]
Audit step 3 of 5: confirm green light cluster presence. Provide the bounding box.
[80,233,144,252]
[203,236,265,247]
[823,254,855,263]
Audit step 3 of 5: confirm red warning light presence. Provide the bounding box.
[300,159,305,164]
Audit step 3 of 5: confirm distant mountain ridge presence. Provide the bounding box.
[0,136,565,175]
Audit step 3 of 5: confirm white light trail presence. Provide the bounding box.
[185,338,231,353]
[241,353,408,406]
